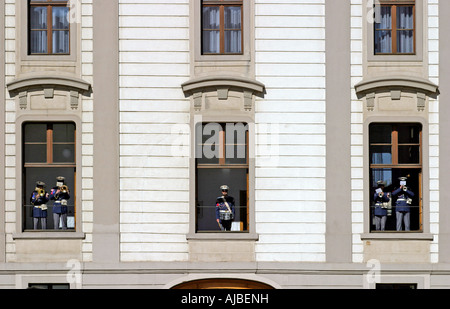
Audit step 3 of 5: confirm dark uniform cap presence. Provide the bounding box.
[36,181,45,187]
[56,176,65,182]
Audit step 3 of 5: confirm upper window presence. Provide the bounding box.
[369,123,422,232]
[374,0,415,55]
[29,0,70,55]
[202,0,243,55]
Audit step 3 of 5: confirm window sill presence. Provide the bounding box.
[12,231,86,240]
[187,232,259,241]
[361,232,434,241]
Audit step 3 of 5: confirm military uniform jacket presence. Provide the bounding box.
[215,196,235,221]
[392,187,415,212]
[373,192,390,216]
[30,191,49,218]
[50,187,70,214]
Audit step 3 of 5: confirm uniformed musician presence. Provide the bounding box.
[215,185,235,231]
[30,181,49,230]
[50,176,70,230]
[392,177,415,231]
[373,180,390,231]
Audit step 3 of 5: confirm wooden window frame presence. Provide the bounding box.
[374,0,416,55]
[28,0,70,55]
[201,0,243,55]
[369,123,423,232]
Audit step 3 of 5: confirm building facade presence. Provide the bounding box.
[0,0,450,289]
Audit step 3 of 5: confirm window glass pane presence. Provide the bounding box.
[375,30,392,54]
[375,6,392,30]
[370,146,392,164]
[398,145,420,164]
[24,123,47,142]
[224,6,241,29]
[53,123,75,142]
[398,124,421,144]
[196,168,247,231]
[53,7,69,29]
[53,144,75,163]
[24,144,47,163]
[52,30,70,53]
[225,123,247,164]
[30,31,48,54]
[30,7,47,29]
[202,6,220,29]
[196,123,220,164]
[202,30,220,54]
[397,30,414,53]
[224,30,241,53]
[397,6,414,29]
[369,124,392,143]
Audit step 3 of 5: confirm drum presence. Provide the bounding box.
[219,210,233,221]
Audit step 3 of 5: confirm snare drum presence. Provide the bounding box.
[219,210,233,221]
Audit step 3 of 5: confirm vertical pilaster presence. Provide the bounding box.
[92,0,120,263]
[325,0,352,263]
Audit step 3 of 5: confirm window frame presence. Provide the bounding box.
[22,121,77,232]
[368,122,424,233]
[201,0,244,55]
[28,0,70,55]
[195,122,250,233]
[13,115,84,240]
[374,1,416,55]
[366,0,423,62]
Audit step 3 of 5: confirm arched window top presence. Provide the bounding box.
[7,74,91,95]
[355,75,439,99]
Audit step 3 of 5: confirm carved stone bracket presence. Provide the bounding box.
[181,75,265,112]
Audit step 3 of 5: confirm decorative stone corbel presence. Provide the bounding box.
[70,90,79,109]
[243,90,253,111]
[19,91,27,109]
[44,88,54,99]
[217,87,229,100]
[366,92,375,111]
[417,92,426,111]
[193,92,203,111]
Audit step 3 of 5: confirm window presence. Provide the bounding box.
[374,0,415,55]
[369,123,422,232]
[202,0,243,55]
[28,283,70,289]
[29,0,70,55]
[195,122,249,232]
[23,122,76,231]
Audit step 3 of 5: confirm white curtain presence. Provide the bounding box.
[375,7,392,53]
[397,6,414,53]
[202,7,220,54]
[224,7,241,53]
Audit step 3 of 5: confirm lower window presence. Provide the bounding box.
[195,122,249,232]
[369,123,422,232]
[22,122,76,231]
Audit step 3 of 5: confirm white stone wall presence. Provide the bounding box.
[118,0,191,261]
[254,0,327,262]
[4,0,17,262]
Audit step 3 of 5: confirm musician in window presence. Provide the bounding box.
[30,181,49,230]
[392,176,415,231]
[373,180,390,231]
[215,185,235,231]
[50,176,70,230]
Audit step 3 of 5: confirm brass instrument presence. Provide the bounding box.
[402,186,408,192]
[35,187,46,197]
[378,192,384,198]
[61,185,69,194]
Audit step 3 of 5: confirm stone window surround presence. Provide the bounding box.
[18,0,78,63]
[365,0,424,62]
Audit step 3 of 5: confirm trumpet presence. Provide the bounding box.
[60,185,69,194]
[378,192,384,198]
[402,186,408,192]
[37,188,46,197]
